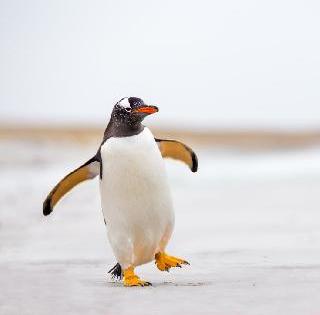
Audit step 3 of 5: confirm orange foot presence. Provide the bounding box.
[155,252,190,272]
[123,267,152,287]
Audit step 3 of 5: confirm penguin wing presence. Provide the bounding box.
[43,156,100,216]
[155,138,198,172]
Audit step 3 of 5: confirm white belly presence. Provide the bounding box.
[100,128,174,268]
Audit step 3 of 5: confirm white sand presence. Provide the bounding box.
[1,139,320,315]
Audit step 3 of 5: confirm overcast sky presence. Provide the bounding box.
[1,0,320,130]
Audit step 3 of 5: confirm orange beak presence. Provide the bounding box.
[133,105,159,115]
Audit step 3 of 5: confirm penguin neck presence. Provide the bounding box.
[103,119,144,141]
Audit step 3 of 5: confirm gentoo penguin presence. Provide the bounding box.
[43,97,198,287]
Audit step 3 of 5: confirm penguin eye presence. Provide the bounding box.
[124,107,131,112]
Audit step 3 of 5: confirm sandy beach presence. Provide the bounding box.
[1,135,320,315]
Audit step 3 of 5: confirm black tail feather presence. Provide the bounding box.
[108,263,122,280]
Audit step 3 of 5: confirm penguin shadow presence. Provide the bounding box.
[151,281,211,287]
[101,280,211,288]
[83,278,210,288]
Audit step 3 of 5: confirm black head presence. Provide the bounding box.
[111,97,158,127]
[104,97,158,139]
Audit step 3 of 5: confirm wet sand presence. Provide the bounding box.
[1,137,320,314]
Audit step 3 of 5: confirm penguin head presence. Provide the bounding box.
[111,97,158,126]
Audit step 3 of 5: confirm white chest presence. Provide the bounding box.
[99,128,174,266]
[100,128,166,191]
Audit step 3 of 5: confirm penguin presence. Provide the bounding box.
[43,97,198,287]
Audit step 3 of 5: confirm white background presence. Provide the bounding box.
[1,0,320,129]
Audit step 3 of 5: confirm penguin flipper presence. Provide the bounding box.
[155,138,198,172]
[43,156,100,216]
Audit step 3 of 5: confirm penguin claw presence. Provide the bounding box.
[125,279,152,287]
[123,267,152,287]
[155,252,190,272]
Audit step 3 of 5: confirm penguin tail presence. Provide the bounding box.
[108,263,123,280]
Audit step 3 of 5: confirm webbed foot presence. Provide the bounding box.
[155,252,189,271]
[123,267,152,287]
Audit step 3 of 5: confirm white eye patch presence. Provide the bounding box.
[118,97,131,109]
